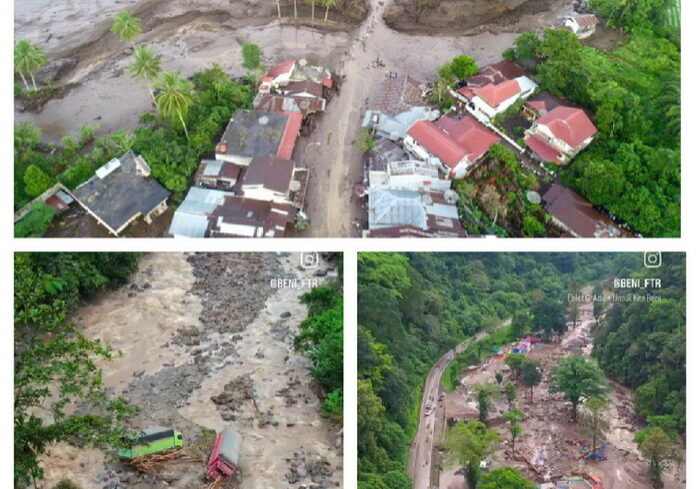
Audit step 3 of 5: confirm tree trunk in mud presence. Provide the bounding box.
[311,1,315,23]
[294,0,298,20]
[276,0,281,18]
[30,72,37,91]
[325,4,330,21]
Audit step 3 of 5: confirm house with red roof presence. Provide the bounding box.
[525,106,597,165]
[453,61,538,121]
[405,115,501,178]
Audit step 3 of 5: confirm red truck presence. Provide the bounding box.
[207,429,242,479]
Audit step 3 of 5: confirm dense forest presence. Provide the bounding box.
[14,253,141,487]
[295,266,345,419]
[503,0,680,236]
[593,254,686,430]
[357,252,685,489]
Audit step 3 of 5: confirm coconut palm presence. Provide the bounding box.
[321,0,338,22]
[306,0,316,23]
[14,40,47,91]
[111,10,142,49]
[129,45,162,102]
[154,71,195,139]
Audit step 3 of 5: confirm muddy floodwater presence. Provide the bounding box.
[37,252,343,489]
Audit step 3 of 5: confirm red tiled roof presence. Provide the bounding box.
[525,135,562,163]
[266,60,295,79]
[407,116,500,168]
[472,79,521,107]
[537,106,597,147]
[46,194,69,211]
[276,111,302,160]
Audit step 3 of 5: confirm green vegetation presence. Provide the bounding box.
[437,55,479,85]
[593,253,686,430]
[635,425,682,485]
[357,252,639,487]
[503,410,524,455]
[14,253,141,487]
[480,467,538,489]
[354,126,376,152]
[453,144,546,237]
[111,10,142,48]
[14,65,253,213]
[14,202,56,238]
[241,42,262,70]
[444,420,500,489]
[358,252,686,488]
[504,10,680,236]
[550,355,610,422]
[14,40,46,92]
[129,46,163,102]
[295,284,344,419]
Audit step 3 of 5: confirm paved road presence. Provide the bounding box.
[408,319,511,489]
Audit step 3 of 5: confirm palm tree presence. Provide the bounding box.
[111,10,142,49]
[275,0,281,18]
[14,40,47,91]
[129,45,162,103]
[305,0,316,23]
[154,71,195,139]
[322,0,338,22]
[294,0,298,20]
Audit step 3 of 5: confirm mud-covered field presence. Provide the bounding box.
[37,252,343,489]
[384,0,570,34]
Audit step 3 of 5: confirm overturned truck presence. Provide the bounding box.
[208,429,242,479]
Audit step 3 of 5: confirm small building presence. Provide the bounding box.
[405,115,500,178]
[368,73,428,117]
[522,91,567,120]
[561,13,600,39]
[366,187,465,238]
[238,155,307,207]
[541,183,631,238]
[72,151,169,236]
[369,159,451,192]
[45,190,74,213]
[254,93,325,119]
[215,109,302,165]
[455,76,538,121]
[259,58,332,93]
[525,106,597,165]
[362,106,437,140]
[194,159,243,190]
[168,188,299,238]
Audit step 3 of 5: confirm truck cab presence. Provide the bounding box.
[118,427,184,459]
[208,429,242,479]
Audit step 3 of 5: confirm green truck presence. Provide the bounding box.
[118,427,184,459]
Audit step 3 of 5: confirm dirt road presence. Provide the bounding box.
[408,319,511,489]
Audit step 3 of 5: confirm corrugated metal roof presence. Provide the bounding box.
[177,187,232,215]
[202,160,224,177]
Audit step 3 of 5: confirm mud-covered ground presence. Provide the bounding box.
[438,297,686,489]
[36,252,343,489]
[384,0,571,34]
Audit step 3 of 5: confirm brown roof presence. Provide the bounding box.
[240,156,294,194]
[464,60,526,87]
[369,74,426,116]
[524,91,566,117]
[281,80,324,99]
[255,93,324,118]
[208,196,296,238]
[368,138,407,172]
[542,184,630,238]
[195,160,243,182]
